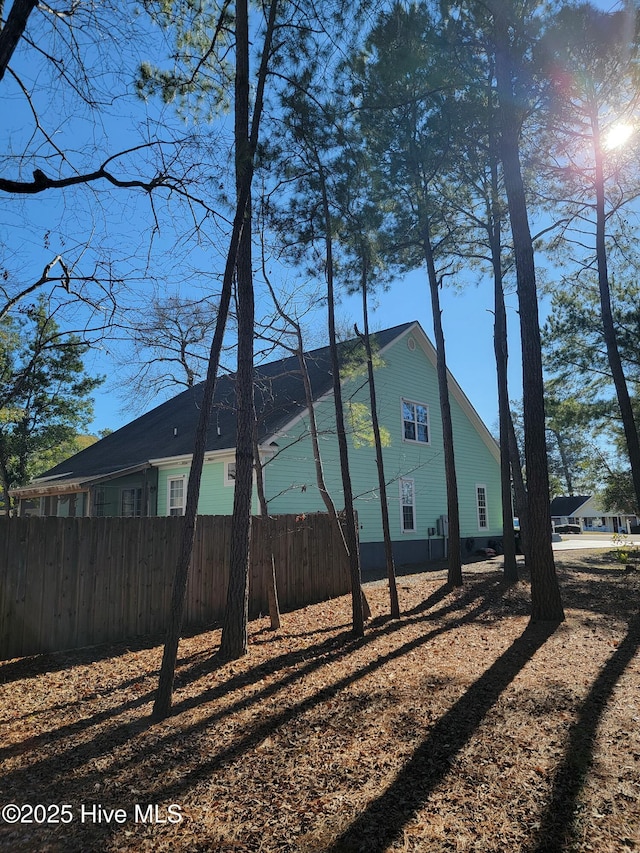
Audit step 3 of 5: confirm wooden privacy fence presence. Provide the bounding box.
[0,513,351,661]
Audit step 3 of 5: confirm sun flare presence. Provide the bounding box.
[603,122,634,150]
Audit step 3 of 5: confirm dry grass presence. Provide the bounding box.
[0,549,639,853]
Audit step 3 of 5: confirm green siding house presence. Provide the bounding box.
[11,321,503,569]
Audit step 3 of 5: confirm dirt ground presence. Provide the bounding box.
[0,549,639,853]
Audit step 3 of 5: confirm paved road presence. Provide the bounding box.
[551,533,640,551]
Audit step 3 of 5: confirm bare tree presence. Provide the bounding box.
[1,0,221,366]
[260,265,372,622]
[153,0,279,718]
[112,294,223,410]
[253,419,281,631]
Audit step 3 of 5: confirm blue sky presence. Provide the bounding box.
[80,0,623,441]
[4,0,619,443]
[87,260,526,441]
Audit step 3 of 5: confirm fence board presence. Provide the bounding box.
[16,520,35,658]
[0,513,351,660]
[40,519,60,655]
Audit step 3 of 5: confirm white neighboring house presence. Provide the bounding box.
[550,495,640,534]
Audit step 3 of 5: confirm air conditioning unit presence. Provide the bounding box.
[437,514,449,537]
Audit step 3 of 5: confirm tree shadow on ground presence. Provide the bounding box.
[324,621,559,853]
[526,613,640,853]
[0,577,504,822]
[0,577,481,765]
[117,583,510,812]
[172,575,498,694]
[249,619,352,643]
[0,633,166,684]
[558,565,639,621]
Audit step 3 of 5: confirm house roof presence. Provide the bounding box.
[21,321,416,488]
[549,495,591,517]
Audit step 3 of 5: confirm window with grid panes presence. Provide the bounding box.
[402,400,429,443]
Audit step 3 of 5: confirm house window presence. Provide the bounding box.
[476,484,488,530]
[402,399,429,443]
[19,498,41,518]
[225,461,236,486]
[400,478,416,533]
[43,495,58,516]
[94,488,106,517]
[121,487,142,517]
[168,477,185,516]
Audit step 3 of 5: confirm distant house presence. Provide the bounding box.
[11,321,503,569]
[550,494,639,534]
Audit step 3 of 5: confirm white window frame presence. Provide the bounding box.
[399,477,416,533]
[476,484,488,531]
[167,476,186,516]
[224,460,237,486]
[401,399,430,445]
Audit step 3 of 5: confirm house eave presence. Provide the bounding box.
[149,445,275,469]
[10,481,89,500]
[149,448,238,469]
[9,462,154,499]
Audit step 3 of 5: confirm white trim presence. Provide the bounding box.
[151,455,193,469]
[476,483,489,531]
[405,323,501,463]
[167,475,186,516]
[224,460,237,486]
[260,322,500,463]
[150,448,270,471]
[401,398,430,445]
[152,452,218,469]
[399,477,416,533]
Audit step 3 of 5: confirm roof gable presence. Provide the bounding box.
[403,323,500,462]
[35,322,416,482]
[550,495,591,517]
[259,320,499,462]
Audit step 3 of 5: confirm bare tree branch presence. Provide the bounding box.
[0,254,68,321]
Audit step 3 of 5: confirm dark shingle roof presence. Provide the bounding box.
[550,495,591,517]
[38,322,415,482]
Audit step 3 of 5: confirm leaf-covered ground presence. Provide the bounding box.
[0,550,639,852]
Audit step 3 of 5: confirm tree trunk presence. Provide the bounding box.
[262,277,369,619]
[358,275,400,618]
[494,272,518,582]
[0,0,38,83]
[508,407,529,560]
[317,160,365,637]
[490,207,518,583]
[487,88,518,582]
[551,428,574,496]
[592,112,640,512]
[493,2,564,621]
[152,0,279,720]
[219,0,253,661]
[422,226,463,587]
[0,456,11,517]
[295,331,372,622]
[253,424,281,630]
